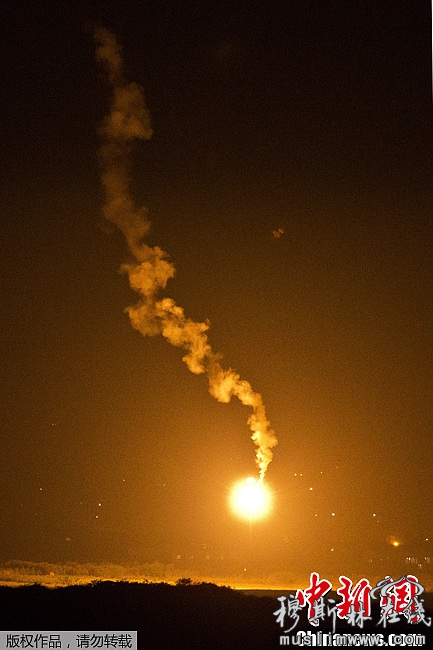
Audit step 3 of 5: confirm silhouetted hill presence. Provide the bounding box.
[0,581,431,648]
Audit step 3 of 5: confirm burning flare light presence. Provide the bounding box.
[230,477,272,521]
[94,28,277,481]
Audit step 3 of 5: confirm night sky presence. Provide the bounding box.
[1,1,432,582]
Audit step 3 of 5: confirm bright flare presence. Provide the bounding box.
[230,477,271,521]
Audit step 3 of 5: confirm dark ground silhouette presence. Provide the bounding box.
[0,581,431,648]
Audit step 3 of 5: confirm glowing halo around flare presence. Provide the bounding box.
[229,477,272,521]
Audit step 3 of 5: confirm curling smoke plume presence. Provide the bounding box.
[94,28,277,481]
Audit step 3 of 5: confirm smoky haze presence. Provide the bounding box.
[94,27,277,481]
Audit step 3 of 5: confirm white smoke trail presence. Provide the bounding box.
[94,27,277,481]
